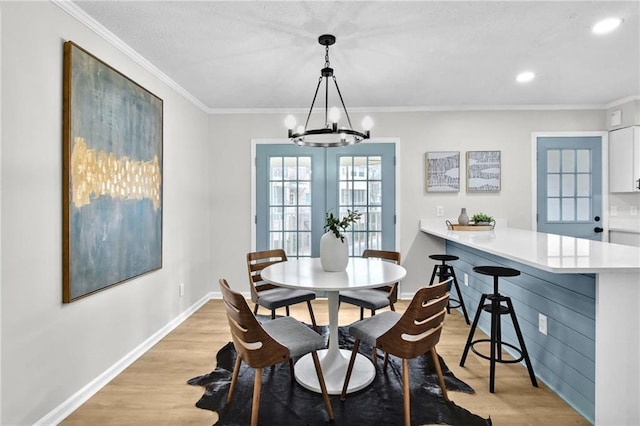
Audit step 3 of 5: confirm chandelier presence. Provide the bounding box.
[285,34,372,147]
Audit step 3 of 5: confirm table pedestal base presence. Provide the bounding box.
[294,348,375,395]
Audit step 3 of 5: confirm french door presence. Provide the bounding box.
[255,143,396,257]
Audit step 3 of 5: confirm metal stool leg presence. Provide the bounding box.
[428,265,439,286]
[460,293,487,366]
[448,266,470,324]
[505,297,538,388]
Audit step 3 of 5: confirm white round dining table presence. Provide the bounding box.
[261,257,407,395]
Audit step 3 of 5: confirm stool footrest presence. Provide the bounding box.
[449,298,463,309]
[481,303,510,315]
[469,339,525,364]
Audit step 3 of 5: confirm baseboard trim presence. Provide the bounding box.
[34,292,215,425]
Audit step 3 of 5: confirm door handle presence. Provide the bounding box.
[594,227,604,233]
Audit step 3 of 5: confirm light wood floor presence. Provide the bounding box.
[62,299,590,425]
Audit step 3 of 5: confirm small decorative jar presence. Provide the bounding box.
[458,208,470,225]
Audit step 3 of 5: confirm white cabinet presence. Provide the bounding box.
[609,126,640,192]
[610,230,640,247]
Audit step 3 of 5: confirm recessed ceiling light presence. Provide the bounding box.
[516,71,535,83]
[592,17,623,34]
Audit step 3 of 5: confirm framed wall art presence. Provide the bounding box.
[62,41,163,302]
[425,151,460,192]
[466,150,501,192]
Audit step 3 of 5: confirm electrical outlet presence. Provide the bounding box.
[610,205,618,216]
[179,282,185,297]
[464,273,469,286]
[631,206,638,216]
[436,206,444,217]
[538,313,548,335]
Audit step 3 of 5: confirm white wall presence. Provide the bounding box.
[209,109,606,297]
[1,2,211,424]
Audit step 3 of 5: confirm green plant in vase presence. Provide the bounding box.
[324,209,362,242]
[471,213,494,225]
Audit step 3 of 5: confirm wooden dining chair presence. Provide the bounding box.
[341,279,452,426]
[246,249,317,329]
[219,278,334,426]
[339,249,401,320]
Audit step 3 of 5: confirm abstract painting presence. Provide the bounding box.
[466,151,501,192]
[62,41,163,302]
[425,151,460,192]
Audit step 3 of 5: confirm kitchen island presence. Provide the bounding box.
[420,219,640,425]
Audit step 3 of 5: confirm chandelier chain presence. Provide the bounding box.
[325,44,330,68]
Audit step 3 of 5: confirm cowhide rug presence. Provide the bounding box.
[188,322,491,425]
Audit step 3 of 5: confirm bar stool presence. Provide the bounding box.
[428,254,470,324]
[459,265,538,393]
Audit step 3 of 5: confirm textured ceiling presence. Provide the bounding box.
[70,1,640,112]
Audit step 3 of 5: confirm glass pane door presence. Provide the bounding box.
[256,143,395,257]
[537,136,602,240]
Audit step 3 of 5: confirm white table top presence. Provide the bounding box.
[420,219,640,273]
[261,257,407,291]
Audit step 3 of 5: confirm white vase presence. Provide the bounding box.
[458,208,470,225]
[320,232,349,272]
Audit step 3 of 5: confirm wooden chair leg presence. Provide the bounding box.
[227,353,242,403]
[389,303,395,311]
[372,346,378,364]
[253,304,259,315]
[311,351,335,420]
[359,307,364,320]
[383,352,389,371]
[251,368,262,426]
[402,358,411,426]
[430,348,449,401]
[271,310,276,320]
[306,300,318,331]
[341,340,361,400]
[285,305,290,316]
[371,309,376,316]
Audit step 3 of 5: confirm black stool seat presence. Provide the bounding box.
[474,265,520,278]
[429,254,459,262]
[460,265,538,393]
[428,254,470,324]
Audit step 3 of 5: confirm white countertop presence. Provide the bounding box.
[420,219,640,273]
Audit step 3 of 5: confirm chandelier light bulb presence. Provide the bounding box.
[285,115,297,130]
[362,116,373,131]
[329,107,341,123]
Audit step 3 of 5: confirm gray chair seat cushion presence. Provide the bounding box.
[348,311,401,347]
[257,288,316,310]
[263,316,325,358]
[340,289,390,310]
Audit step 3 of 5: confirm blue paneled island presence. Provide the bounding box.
[421,220,640,425]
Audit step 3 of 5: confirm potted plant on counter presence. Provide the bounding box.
[471,213,495,226]
[320,209,362,271]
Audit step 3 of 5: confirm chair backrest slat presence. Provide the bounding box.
[377,278,450,359]
[219,278,289,368]
[246,249,288,301]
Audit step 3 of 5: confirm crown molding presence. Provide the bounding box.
[605,95,640,109]
[52,0,209,113]
[206,103,611,115]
